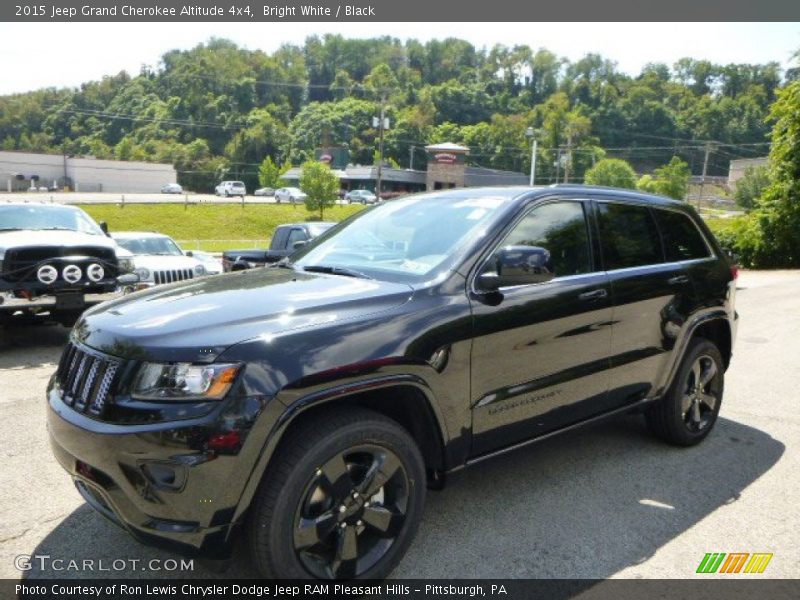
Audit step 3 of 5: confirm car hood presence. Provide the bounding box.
[0,229,119,258]
[75,267,414,362]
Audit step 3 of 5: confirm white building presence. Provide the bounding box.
[0,151,177,193]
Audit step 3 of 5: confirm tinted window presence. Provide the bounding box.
[654,209,711,261]
[272,227,289,248]
[597,203,662,270]
[492,201,591,278]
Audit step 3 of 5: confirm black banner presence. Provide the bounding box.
[5,580,800,600]
[3,0,800,22]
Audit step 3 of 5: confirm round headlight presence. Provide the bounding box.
[194,264,206,276]
[134,267,151,281]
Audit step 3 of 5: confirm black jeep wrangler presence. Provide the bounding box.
[47,186,737,579]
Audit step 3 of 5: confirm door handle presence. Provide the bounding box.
[667,275,690,285]
[579,289,608,301]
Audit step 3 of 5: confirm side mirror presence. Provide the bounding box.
[117,272,140,286]
[99,221,109,236]
[185,250,194,257]
[292,240,308,250]
[479,245,554,290]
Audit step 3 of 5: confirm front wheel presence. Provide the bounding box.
[646,337,724,446]
[248,408,426,579]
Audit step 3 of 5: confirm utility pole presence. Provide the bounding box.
[563,133,573,183]
[375,93,387,198]
[409,145,416,170]
[699,142,715,207]
[526,127,539,186]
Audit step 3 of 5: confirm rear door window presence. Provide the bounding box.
[597,202,663,270]
[653,209,712,261]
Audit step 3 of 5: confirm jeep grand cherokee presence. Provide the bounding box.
[47,186,737,580]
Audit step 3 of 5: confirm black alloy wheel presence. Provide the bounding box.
[646,337,724,446]
[248,407,426,580]
[293,445,409,579]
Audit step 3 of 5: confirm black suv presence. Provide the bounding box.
[48,186,737,580]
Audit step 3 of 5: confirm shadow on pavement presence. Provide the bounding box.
[23,414,784,580]
[0,321,70,370]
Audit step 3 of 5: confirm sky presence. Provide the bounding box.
[0,22,798,95]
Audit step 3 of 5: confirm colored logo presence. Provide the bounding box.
[696,552,773,574]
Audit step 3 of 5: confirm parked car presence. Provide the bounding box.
[345,189,378,204]
[254,187,275,197]
[215,181,247,197]
[186,250,223,275]
[222,222,336,271]
[274,187,307,204]
[48,186,737,580]
[161,183,183,194]
[112,232,207,287]
[0,202,135,326]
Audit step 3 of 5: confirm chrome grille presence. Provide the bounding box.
[56,342,121,416]
[153,269,194,285]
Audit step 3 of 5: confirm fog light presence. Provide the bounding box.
[37,264,58,284]
[86,263,104,282]
[62,265,82,284]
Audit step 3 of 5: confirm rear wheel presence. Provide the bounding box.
[646,337,724,446]
[248,407,426,579]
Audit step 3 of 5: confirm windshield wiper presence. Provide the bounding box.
[0,227,23,231]
[301,265,372,279]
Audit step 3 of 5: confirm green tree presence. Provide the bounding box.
[736,80,800,266]
[299,161,339,219]
[258,156,282,189]
[584,158,637,189]
[733,165,770,210]
[638,156,690,200]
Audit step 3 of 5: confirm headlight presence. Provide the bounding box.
[134,267,151,281]
[132,362,240,401]
[194,264,206,276]
[118,257,135,273]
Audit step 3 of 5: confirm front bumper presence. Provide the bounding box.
[46,381,251,558]
[0,289,124,310]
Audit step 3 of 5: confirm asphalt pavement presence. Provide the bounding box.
[0,270,797,579]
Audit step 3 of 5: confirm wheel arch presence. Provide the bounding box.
[231,377,450,526]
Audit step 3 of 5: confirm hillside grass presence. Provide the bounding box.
[79,203,365,251]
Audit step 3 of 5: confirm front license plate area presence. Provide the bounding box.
[56,293,86,311]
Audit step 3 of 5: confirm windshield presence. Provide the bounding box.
[0,205,104,235]
[291,192,510,283]
[115,236,183,256]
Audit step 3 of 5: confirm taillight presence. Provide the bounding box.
[730,264,739,280]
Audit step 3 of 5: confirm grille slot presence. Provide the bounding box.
[57,342,121,416]
[153,269,194,285]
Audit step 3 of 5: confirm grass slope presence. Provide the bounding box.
[80,203,364,251]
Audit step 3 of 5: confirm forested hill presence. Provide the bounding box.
[0,36,787,191]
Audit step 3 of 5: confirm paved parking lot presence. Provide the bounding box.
[0,270,797,579]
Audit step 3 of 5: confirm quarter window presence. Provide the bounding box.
[597,202,662,270]
[653,209,711,261]
[490,201,591,278]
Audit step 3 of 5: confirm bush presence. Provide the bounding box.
[583,158,637,189]
[636,156,691,200]
[733,165,770,210]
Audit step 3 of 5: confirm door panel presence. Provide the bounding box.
[469,200,614,456]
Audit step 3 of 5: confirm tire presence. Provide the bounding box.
[645,337,724,446]
[247,407,426,580]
